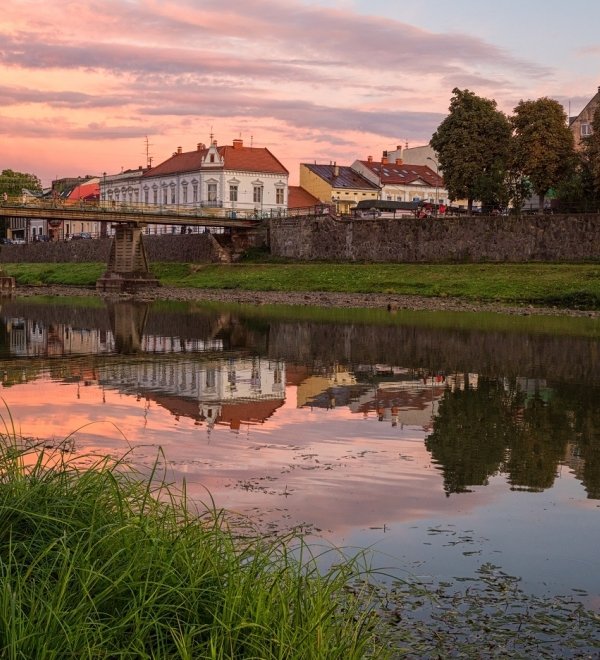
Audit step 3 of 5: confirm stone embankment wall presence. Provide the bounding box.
[0,233,229,264]
[269,214,600,262]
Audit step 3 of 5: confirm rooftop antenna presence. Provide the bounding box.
[209,126,214,144]
[144,136,154,168]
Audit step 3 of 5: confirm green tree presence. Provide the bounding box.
[511,98,575,210]
[430,88,512,213]
[0,169,42,199]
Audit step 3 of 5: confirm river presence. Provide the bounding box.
[1,294,598,612]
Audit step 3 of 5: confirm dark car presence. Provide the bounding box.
[70,232,93,240]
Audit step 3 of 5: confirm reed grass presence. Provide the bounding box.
[0,440,385,659]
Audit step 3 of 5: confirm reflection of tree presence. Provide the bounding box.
[426,377,522,495]
[549,384,600,499]
[427,377,600,499]
[506,392,570,492]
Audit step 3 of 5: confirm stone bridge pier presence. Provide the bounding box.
[96,224,160,292]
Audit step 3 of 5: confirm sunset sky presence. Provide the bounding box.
[2,0,599,186]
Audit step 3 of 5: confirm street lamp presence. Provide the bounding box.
[426,157,439,214]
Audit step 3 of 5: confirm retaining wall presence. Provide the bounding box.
[0,233,229,264]
[269,213,600,262]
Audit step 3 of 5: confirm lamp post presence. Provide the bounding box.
[101,172,107,238]
[426,157,439,215]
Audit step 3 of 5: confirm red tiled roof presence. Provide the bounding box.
[68,180,99,200]
[358,160,444,187]
[143,143,288,178]
[288,185,322,208]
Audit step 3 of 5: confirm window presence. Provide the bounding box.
[229,185,238,202]
[210,154,215,163]
[207,183,217,202]
[253,186,263,204]
[581,123,593,137]
[144,189,149,204]
[192,183,198,203]
[170,186,176,204]
[153,189,158,205]
[182,186,188,204]
[276,188,284,205]
[162,188,168,205]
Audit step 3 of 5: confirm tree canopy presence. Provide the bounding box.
[430,88,512,213]
[0,169,42,198]
[511,97,575,208]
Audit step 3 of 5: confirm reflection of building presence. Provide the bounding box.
[99,356,286,432]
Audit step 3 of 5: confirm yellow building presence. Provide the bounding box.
[299,163,379,214]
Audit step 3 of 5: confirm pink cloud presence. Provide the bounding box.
[0,0,571,186]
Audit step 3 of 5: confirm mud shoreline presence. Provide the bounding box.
[13,284,600,318]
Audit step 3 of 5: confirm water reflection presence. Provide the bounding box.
[0,296,599,603]
[0,297,599,500]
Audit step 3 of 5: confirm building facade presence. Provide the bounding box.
[299,163,378,214]
[351,153,447,206]
[100,139,289,227]
[570,85,600,151]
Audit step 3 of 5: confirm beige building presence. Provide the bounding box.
[570,85,600,151]
[299,163,378,214]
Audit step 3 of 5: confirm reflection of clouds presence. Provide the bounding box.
[0,376,498,538]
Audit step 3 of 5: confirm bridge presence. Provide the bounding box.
[0,200,329,291]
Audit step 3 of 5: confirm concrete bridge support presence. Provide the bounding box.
[96,224,160,292]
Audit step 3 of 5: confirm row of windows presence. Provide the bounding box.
[107,184,285,205]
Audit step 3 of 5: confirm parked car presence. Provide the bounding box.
[69,232,93,240]
[0,238,13,245]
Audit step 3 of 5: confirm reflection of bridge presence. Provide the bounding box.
[0,201,329,291]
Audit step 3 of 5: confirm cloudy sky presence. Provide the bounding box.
[2,0,599,186]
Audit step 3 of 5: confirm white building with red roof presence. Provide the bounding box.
[352,152,447,206]
[105,138,289,219]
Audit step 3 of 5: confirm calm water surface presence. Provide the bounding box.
[1,296,599,608]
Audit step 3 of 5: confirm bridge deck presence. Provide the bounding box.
[0,201,329,228]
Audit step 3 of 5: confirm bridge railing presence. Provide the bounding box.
[1,196,335,221]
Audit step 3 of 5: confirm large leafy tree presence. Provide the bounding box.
[511,97,575,210]
[0,169,42,198]
[430,88,512,213]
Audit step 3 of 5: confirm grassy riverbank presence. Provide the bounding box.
[0,443,383,658]
[2,262,600,309]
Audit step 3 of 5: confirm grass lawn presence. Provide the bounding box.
[2,261,599,308]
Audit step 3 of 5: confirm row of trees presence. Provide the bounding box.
[0,169,42,198]
[430,88,600,213]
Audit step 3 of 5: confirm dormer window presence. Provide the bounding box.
[210,154,215,163]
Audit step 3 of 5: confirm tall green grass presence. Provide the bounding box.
[0,440,385,659]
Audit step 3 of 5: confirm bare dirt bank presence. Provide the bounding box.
[14,284,600,318]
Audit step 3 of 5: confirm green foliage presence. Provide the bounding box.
[511,97,576,205]
[0,169,42,197]
[430,88,512,211]
[0,441,385,659]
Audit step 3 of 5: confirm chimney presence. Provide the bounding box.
[197,142,205,151]
[395,158,403,165]
[232,138,243,149]
[333,162,339,177]
[381,150,388,165]
[396,145,402,151]
[367,155,373,163]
